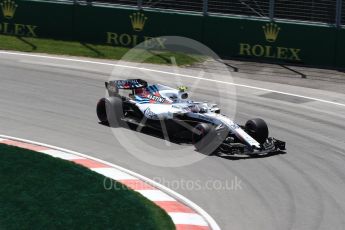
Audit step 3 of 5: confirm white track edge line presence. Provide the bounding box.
[1,50,344,107]
[0,134,221,230]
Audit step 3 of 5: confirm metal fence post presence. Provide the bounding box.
[203,0,208,15]
[336,0,342,27]
[138,0,143,10]
[269,0,275,21]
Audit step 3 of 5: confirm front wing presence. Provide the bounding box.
[218,137,286,156]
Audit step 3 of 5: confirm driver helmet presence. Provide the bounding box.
[134,87,146,95]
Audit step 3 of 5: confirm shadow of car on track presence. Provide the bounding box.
[99,122,286,160]
[216,151,286,161]
[98,121,192,145]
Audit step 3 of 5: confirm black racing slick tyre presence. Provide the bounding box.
[96,98,107,123]
[96,97,124,127]
[192,123,223,155]
[245,118,269,144]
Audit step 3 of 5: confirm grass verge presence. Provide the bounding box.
[0,34,204,66]
[0,144,175,230]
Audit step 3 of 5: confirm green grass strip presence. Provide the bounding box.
[0,144,175,230]
[0,34,204,66]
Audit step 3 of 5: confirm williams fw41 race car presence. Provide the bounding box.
[96,79,286,156]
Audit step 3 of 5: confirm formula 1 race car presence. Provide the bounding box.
[96,79,285,156]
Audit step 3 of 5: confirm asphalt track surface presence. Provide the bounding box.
[1,51,345,230]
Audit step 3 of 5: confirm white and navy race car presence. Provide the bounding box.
[96,79,285,156]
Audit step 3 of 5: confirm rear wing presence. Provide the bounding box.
[105,79,148,96]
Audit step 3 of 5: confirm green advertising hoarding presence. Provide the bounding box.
[74,5,204,49]
[0,0,74,38]
[335,28,345,67]
[204,16,337,66]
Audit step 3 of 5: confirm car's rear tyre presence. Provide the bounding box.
[192,123,223,155]
[96,98,107,123]
[96,97,124,127]
[245,118,269,144]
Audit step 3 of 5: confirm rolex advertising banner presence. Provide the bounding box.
[0,0,74,38]
[0,0,344,68]
[204,15,338,66]
[73,5,203,49]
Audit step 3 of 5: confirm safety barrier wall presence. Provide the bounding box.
[336,29,345,67]
[0,0,344,68]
